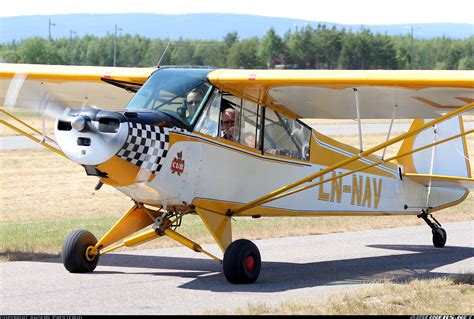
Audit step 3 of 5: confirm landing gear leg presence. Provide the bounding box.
[61,203,162,273]
[418,210,447,248]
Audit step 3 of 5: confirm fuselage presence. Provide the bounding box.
[54,68,467,217]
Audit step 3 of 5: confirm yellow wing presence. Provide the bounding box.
[208,69,474,119]
[0,63,155,110]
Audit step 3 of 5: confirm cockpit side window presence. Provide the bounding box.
[238,99,261,148]
[195,92,262,150]
[263,109,311,160]
[194,91,311,160]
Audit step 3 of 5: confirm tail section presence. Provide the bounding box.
[397,115,472,211]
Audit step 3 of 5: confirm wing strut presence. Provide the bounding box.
[0,107,66,157]
[353,88,363,152]
[229,102,474,216]
[426,124,438,208]
[382,104,398,160]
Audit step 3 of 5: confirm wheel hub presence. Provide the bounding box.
[245,255,255,272]
[85,246,98,262]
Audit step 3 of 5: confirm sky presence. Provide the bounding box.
[1,0,473,25]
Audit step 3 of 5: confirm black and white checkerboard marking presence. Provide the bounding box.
[117,123,185,175]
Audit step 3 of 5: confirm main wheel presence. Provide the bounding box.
[432,227,447,248]
[62,229,99,273]
[223,239,261,284]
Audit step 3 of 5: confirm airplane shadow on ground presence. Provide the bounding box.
[37,244,473,293]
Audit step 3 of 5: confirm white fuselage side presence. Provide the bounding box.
[115,131,464,216]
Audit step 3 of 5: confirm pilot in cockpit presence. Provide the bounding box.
[220,108,237,141]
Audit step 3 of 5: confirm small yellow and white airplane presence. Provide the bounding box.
[1,63,473,284]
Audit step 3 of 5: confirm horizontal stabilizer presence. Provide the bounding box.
[405,173,474,190]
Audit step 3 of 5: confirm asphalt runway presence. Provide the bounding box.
[1,221,472,315]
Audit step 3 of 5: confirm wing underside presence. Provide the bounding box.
[208,69,474,119]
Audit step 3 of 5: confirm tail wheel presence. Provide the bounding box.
[432,227,447,248]
[223,239,261,284]
[62,229,99,273]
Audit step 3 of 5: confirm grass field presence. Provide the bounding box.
[207,275,474,315]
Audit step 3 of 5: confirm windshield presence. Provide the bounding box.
[125,68,213,126]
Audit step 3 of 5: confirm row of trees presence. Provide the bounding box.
[1,25,472,70]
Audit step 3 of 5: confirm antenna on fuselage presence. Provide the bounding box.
[156,40,171,67]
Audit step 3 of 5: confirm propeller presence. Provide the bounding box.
[2,71,160,188]
[4,73,70,120]
[2,73,73,145]
[1,72,110,146]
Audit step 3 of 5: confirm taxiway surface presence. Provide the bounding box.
[1,221,472,315]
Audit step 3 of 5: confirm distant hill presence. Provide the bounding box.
[0,13,472,43]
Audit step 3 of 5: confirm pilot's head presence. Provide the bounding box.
[186,91,202,117]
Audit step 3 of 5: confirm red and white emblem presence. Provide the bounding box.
[171,151,185,175]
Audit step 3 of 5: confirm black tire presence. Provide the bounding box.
[432,227,447,248]
[62,229,99,273]
[223,239,261,284]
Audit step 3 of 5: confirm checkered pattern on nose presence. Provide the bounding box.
[116,122,178,175]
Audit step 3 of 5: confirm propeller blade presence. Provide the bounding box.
[4,72,70,120]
